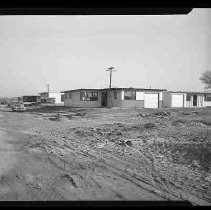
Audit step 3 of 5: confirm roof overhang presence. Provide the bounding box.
[167,91,211,95]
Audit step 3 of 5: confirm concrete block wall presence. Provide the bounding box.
[64,91,101,107]
[162,92,171,108]
[108,90,163,108]
[64,89,165,108]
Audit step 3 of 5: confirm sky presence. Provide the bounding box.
[0,9,211,97]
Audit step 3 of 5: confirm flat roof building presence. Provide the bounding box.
[163,91,211,108]
[62,87,167,108]
[39,92,64,104]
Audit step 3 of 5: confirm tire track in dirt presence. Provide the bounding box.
[39,134,179,201]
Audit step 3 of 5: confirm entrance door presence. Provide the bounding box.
[101,92,108,107]
[193,95,197,106]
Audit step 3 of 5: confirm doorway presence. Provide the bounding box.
[193,95,197,107]
[101,92,108,107]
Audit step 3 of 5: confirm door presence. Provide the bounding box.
[193,95,197,106]
[101,92,108,107]
[144,93,159,108]
[172,94,184,107]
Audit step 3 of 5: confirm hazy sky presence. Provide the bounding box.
[0,9,211,97]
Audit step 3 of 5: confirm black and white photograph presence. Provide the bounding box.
[0,7,210,206]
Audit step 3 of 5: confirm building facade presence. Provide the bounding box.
[20,95,41,103]
[39,92,64,104]
[163,91,211,108]
[63,88,166,108]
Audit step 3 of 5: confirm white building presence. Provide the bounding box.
[39,92,64,105]
[163,91,211,108]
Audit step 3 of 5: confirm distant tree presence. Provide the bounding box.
[199,71,211,89]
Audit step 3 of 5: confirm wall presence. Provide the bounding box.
[185,94,204,108]
[159,100,163,108]
[204,101,211,107]
[162,92,206,108]
[64,91,101,107]
[49,93,64,104]
[107,90,123,107]
[197,95,204,107]
[106,90,144,108]
[40,93,49,99]
[108,90,163,108]
[121,100,144,108]
[64,89,164,108]
[160,91,171,108]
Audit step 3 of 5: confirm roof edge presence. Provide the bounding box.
[62,88,167,92]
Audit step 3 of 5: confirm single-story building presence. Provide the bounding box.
[204,93,211,107]
[163,91,211,108]
[19,95,41,103]
[39,92,64,105]
[62,87,167,108]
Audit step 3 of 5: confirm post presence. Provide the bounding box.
[106,67,116,108]
[109,70,112,89]
[106,67,116,89]
[47,84,50,93]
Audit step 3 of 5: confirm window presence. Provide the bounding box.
[41,93,48,99]
[80,91,98,101]
[205,95,211,101]
[124,91,136,100]
[114,92,117,99]
[65,92,71,99]
[186,93,191,101]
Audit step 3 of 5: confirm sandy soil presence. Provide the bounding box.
[0,106,210,205]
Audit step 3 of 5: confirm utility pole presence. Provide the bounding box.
[47,84,50,93]
[106,67,116,89]
[106,67,116,108]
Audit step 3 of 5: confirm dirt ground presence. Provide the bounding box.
[0,105,210,205]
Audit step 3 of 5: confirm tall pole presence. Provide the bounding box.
[109,70,112,89]
[47,84,50,93]
[106,67,116,108]
[106,67,116,89]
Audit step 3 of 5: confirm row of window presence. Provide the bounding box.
[80,91,98,101]
[64,91,211,102]
[65,91,99,101]
[186,94,211,102]
[65,91,137,101]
